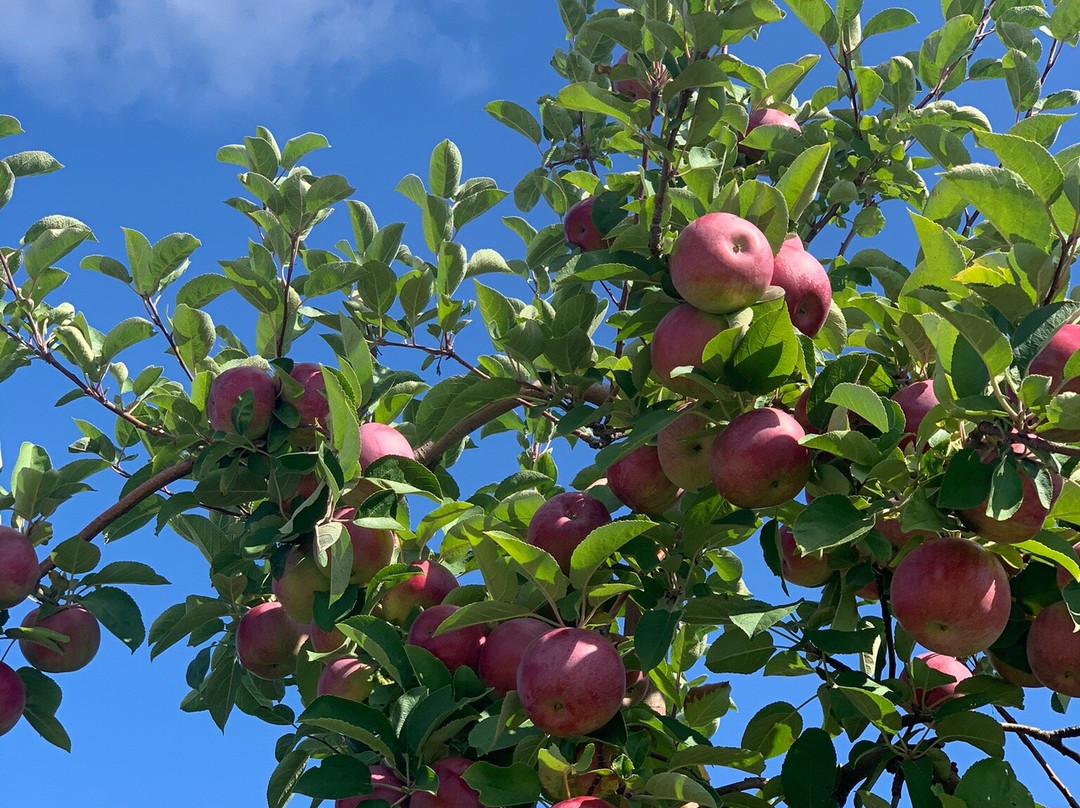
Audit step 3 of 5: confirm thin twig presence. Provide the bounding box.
[143,295,194,381]
[875,568,897,680]
[716,777,767,796]
[275,234,301,357]
[998,709,1080,808]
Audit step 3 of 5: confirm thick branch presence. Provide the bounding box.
[999,710,1080,808]
[414,399,521,468]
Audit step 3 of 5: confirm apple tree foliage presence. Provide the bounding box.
[5,1,1080,806]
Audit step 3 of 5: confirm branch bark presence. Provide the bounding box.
[998,710,1080,808]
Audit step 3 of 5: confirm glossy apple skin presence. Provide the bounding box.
[406,604,487,672]
[0,526,38,609]
[669,212,774,314]
[336,765,404,807]
[207,365,277,438]
[235,601,307,680]
[309,620,349,655]
[792,388,815,434]
[317,657,375,702]
[552,799,617,808]
[651,304,726,397]
[1056,540,1080,590]
[1028,601,1080,696]
[19,606,101,673]
[1029,323,1080,393]
[778,525,831,587]
[380,560,459,625]
[517,627,626,738]
[607,445,679,515]
[477,617,550,696]
[272,548,329,625]
[411,756,481,808]
[657,412,715,491]
[711,408,811,509]
[316,512,397,587]
[739,108,802,160]
[770,236,831,337]
[564,197,610,252]
[890,537,1010,657]
[989,652,1042,688]
[288,362,329,427]
[612,52,649,101]
[892,380,939,446]
[359,422,415,471]
[959,445,1060,544]
[527,492,611,573]
[901,652,972,709]
[0,661,26,736]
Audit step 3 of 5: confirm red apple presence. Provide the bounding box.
[316,512,397,586]
[0,526,38,609]
[875,511,934,549]
[336,765,405,807]
[1056,540,1080,590]
[793,388,815,434]
[989,652,1042,688]
[770,236,831,337]
[526,492,611,572]
[778,525,831,587]
[890,537,1010,657]
[411,756,481,808]
[19,605,101,673]
[309,620,349,655]
[901,652,972,709]
[623,668,648,707]
[406,604,487,672]
[710,408,811,509]
[359,422,415,471]
[552,800,617,808]
[1027,601,1080,696]
[892,380,939,445]
[1029,323,1080,393]
[612,52,649,102]
[607,444,679,515]
[958,444,1060,544]
[564,197,610,252]
[235,601,307,680]
[207,365,277,438]
[517,627,626,737]
[657,412,716,491]
[651,303,727,397]
[317,657,375,702]
[272,547,329,625]
[669,212,774,314]
[477,617,550,696]
[288,362,329,427]
[380,560,459,625]
[739,108,802,161]
[0,661,26,736]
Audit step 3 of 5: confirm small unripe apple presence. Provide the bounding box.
[517,627,626,738]
[657,412,715,491]
[0,661,26,736]
[207,365,277,438]
[477,617,550,696]
[380,560,459,625]
[406,604,487,672]
[1027,601,1080,696]
[272,547,329,625]
[316,511,397,587]
[526,492,611,573]
[778,525,831,587]
[19,605,101,673]
[607,445,679,515]
[669,212,774,314]
[336,765,405,807]
[564,197,610,252]
[612,52,649,102]
[0,526,38,609]
[739,108,802,161]
[770,236,831,338]
[651,304,726,397]
[411,756,481,808]
[235,601,307,680]
[317,657,375,703]
[711,408,811,509]
[288,362,329,427]
[958,444,1060,544]
[892,380,938,445]
[901,652,972,709]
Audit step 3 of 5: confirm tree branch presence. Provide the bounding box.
[715,777,767,796]
[142,294,194,381]
[998,709,1080,808]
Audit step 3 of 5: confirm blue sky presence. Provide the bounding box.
[1,2,1079,806]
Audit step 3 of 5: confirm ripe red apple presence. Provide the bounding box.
[901,652,972,709]
[778,525,831,587]
[564,197,610,252]
[359,422,415,470]
[317,657,375,703]
[235,601,307,680]
[309,620,349,655]
[1027,601,1080,697]
[770,236,831,338]
[517,627,626,737]
[669,212,774,314]
[607,444,679,515]
[0,661,26,736]
[526,492,611,572]
[380,560,459,625]
[650,303,726,397]
[288,362,329,427]
[890,537,1010,657]
[612,52,649,102]
[0,526,38,609]
[406,604,487,672]
[1056,540,1080,590]
[892,380,938,445]
[792,388,815,434]
[552,799,617,808]
[207,365,277,438]
[411,756,481,808]
[336,765,405,807]
[958,444,1060,544]
[19,605,101,673]
[623,668,648,707]
[739,108,802,161]
[1029,323,1080,393]
[711,408,811,509]
[316,511,397,586]
[875,511,934,549]
[477,617,550,696]
[272,547,329,625]
[657,412,716,491]
[989,652,1042,688]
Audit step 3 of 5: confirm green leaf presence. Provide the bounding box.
[662,59,729,101]
[863,8,918,38]
[780,727,837,808]
[727,298,799,393]
[835,686,901,734]
[124,228,155,295]
[705,629,774,674]
[172,304,215,369]
[901,212,967,298]
[945,164,1053,248]
[17,668,71,751]
[635,608,682,671]
[266,749,310,808]
[919,14,977,88]
[741,701,803,759]
[736,180,789,253]
[432,600,535,635]
[792,494,874,553]
[644,773,716,808]
[305,174,354,212]
[484,100,542,145]
[81,586,145,651]
[101,317,156,362]
[825,383,893,433]
[463,762,541,808]
[429,140,462,198]
[666,745,765,774]
[281,132,330,169]
[974,132,1063,204]
[299,696,399,762]
[486,531,568,603]
[556,83,635,125]
[936,711,1006,757]
[938,448,995,509]
[293,755,372,800]
[776,144,831,221]
[783,0,839,44]
[80,561,170,587]
[23,226,92,278]
[569,518,656,589]
[338,615,413,687]
[150,233,200,289]
[954,759,1035,807]
[1002,49,1041,112]
[3,150,62,177]
[49,536,101,574]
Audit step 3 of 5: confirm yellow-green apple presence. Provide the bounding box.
[517,627,626,737]
[989,652,1042,688]
[892,380,938,446]
[272,547,329,624]
[890,537,1010,657]
[406,604,487,672]
[526,492,611,573]
[538,744,619,802]
[288,362,329,427]
[336,765,405,807]
[564,197,610,252]
[1027,601,1080,696]
[19,605,101,673]
[316,510,397,586]
[739,108,802,160]
[0,526,38,609]
[207,365,277,438]
[778,525,831,587]
[607,445,679,515]
[657,411,716,491]
[612,52,649,101]
[669,212,774,314]
[710,408,811,508]
[380,560,459,625]
[309,620,349,655]
[411,756,481,808]
[1056,540,1080,590]
[770,236,831,337]
[235,601,307,680]
[0,661,25,736]
[316,657,375,702]
[901,652,972,709]
[958,444,1060,544]
[650,303,726,397]
[477,616,549,696]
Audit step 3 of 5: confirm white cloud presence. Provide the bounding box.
[0,0,492,114]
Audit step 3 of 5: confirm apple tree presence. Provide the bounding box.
[5,1,1080,806]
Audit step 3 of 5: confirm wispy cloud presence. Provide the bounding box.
[0,0,492,114]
